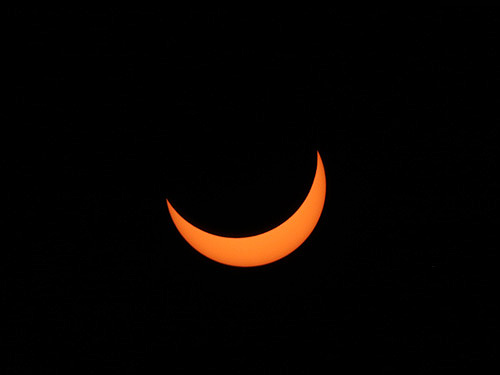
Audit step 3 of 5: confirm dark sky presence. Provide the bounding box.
[8,7,497,373]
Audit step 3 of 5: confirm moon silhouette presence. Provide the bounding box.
[166,151,326,267]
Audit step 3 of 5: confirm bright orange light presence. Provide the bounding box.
[166,151,326,267]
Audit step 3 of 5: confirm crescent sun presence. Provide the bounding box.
[166,151,326,267]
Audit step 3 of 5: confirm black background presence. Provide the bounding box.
[7,7,498,373]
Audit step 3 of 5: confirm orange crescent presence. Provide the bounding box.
[166,151,326,267]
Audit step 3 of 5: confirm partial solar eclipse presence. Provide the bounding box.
[166,151,326,267]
